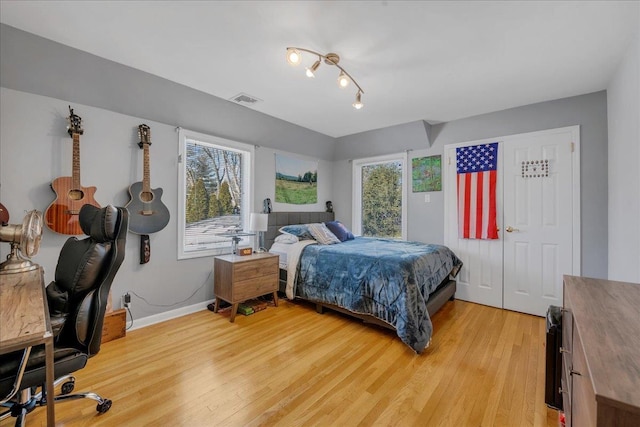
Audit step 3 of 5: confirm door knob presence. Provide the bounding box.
[505,226,520,232]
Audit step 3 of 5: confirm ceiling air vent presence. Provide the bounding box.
[229,93,262,107]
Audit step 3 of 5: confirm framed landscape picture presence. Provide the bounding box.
[412,155,442,192]
[275,154,318,204]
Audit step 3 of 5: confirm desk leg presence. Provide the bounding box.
[44,335,55,426]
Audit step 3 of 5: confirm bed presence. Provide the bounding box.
[265,212,462,353]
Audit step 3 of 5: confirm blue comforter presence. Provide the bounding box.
[295,237,462,353]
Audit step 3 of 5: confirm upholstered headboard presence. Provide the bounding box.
[264,211,335,250]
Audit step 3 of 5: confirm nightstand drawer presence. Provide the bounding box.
[233,275,277,301]
[233,257,278,280]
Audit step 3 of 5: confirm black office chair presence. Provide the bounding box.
[0,205,128,425]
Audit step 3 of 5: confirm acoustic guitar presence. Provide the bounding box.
[125,124,170,234]
[0,202,9,225]
[45,106,101,235]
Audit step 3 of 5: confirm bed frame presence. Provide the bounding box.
[266,211,456,330]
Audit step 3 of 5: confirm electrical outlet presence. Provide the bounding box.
[122,293,131,309]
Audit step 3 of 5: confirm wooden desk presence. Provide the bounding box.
[0,267,55,426]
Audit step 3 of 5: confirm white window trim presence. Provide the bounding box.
[177,128,254,260]
[352,152,408,240]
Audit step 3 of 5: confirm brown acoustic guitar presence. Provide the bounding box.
[0,202,9,225]
[45,106,101,235]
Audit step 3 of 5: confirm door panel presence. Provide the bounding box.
[444,146,503,309]
[503,130,575,316]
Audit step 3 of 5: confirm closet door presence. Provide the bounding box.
[444,126,580,316]
[502,127,578,316]
[444,145,503,309]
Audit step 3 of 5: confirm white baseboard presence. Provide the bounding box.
[127,299,215,331]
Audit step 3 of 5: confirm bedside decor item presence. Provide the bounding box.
[325,201,333,213]
[216,230,254,254]
[45,106,101,235]
[249,212,268,252]
[237,247,253,256]
[263,198,272,213]
[285,47,364,109]
[0,209,43,274]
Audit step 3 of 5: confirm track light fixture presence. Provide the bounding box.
[337,71,349,88]
[306,59,321,78]
[286,47,364,110]
[353,91,363,110]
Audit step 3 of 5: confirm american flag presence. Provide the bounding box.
[456,143,499,240]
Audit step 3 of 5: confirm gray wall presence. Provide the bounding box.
[335,91,609,279]
[0,24,336,160]
[0,24,335,324]
[607,16,640,283]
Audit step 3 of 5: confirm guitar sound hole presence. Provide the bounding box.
[140,191,154,202]
[68,189,84,201]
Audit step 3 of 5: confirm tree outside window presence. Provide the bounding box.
[361,162,403,238]
[353,153,407,240]
[178,129,253,259]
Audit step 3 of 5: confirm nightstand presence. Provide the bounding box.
[213,252,279,322]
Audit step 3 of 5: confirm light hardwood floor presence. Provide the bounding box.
[3,299,559,426]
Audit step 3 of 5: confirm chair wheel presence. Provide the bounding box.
[96,399,112,413]
[60,381,75,394]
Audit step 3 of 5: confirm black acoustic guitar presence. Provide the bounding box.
[125,124,170,234]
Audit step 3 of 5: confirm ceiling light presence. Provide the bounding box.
[286,48,301,66]
[337,71,350,88]
[306,59,321,78]
[353,91,363,110]
[285,46,364,110]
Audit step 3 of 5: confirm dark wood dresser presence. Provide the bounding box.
[561,275,640,426]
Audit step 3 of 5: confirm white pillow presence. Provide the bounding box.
[307,223,341,245]
[275,233,299,244]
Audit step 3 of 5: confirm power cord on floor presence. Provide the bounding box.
[125,305,134,330]
[124,270,212,331]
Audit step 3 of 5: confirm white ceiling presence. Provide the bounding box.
[1,1,637,138]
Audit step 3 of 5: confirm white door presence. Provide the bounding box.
[444,126,580,316]
[444,145,503,309]
[502,128,578,316]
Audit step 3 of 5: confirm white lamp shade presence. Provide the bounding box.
[249,213,268,232]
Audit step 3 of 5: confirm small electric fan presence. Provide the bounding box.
[0,209,43,274]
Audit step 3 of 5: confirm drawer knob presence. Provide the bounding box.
[570,370,582,376]
[560,347,571,354]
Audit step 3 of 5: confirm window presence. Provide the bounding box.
[178,129,254,259]
[352,153,407,239]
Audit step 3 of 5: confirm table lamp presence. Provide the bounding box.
[249,213,268,252]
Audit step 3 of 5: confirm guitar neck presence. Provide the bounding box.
[72,133,81,189]
[142,142,151,193]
